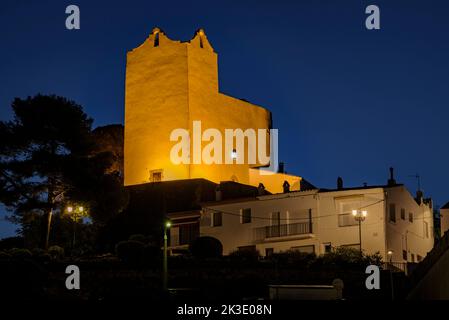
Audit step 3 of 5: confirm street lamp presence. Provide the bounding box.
[66,205,84,252]
[387,250,393,263]
[163,220,172,291]
[352,209,367,253]
[387,250,394,300]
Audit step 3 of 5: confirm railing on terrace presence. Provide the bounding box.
[381,262,408,274]
[254,222,312,242]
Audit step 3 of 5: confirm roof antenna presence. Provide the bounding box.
[408,173,421,191]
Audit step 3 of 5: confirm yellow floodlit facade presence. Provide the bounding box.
[124,27,302,193]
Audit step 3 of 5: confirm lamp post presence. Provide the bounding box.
[163,220,172,292]
[387,250,394,300]
[352,209,367,253]
[67,205,83,252]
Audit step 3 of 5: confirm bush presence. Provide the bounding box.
[312,247,382,269]
[129,234,148,244]
[115,240,145,265]
[364,251,383,266]
[228,249,260,262]
[0,236,24,250]
[0,251,11,260]
[48,245,65,260]
[143,244,161,258]
[31,248,45,256]
[31,248,51,263]
[190,237,223,259]
[271,250,316,266]
[9,248,32,259]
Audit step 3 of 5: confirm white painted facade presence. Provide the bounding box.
[440,203,449,235]
[199,185,434,262]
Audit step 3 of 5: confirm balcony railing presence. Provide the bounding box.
[254,222,312,242]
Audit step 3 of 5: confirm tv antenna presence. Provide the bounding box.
[408,173,421,191]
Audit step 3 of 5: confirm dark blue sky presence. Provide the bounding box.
[1,0,448,237]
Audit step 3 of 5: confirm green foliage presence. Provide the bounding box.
[190,236,223,259]
[271,250,316,266]
[229,249,260,262]
[143,244,161,263]
[0,94,128,249]
[9,248,32,259]
[0,251,11,259]
[312,247,383,269]
[0,236,24,250]
[115,240,145,265]
[128,234,148,244]
[48,245,65,260]
[31,247,51,262]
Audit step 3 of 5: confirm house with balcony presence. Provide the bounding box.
[199,170,435,263]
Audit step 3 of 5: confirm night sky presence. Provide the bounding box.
[1,0,448,238]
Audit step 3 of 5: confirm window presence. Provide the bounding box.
[424,221,429,238]
[417,255,423,262]
[212,211,222,227]
[291,245,315,254]
[338,214,358,227]
[409,212,413,223]
[400,208,405,220]
[411,254,415,263]
[269,212,281,237]
[241,208,251,224]
[178,223,199,246]
[323,243,332,254]
[154,32,159,47]
[389,204,396,223]
[265,248,274,257]
[402,250,407,261]
[150,169,163,182]
[270,212,280,226]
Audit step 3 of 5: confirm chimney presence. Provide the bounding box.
[257,183,266,196]
[415,190,423,205]
[215,185,222,201]
[337,177,343,190]
[387,167,397,186]
[278,162,285,173]
[283,180,290,193]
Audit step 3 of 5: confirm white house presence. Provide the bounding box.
[199,175,434,263]
[440,202,449,235]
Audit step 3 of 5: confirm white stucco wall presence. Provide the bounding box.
[200,186,434,261]
[440,208,449,236]
[384,186,434,263]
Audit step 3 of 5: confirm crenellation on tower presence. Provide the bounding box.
[124,27,302,193]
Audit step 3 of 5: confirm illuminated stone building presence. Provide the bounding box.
[124,28,301,193]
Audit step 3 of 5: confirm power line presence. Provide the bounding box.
[202,199,386,222]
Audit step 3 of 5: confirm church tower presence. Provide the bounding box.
[124,28,298,192]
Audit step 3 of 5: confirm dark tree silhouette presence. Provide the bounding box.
[0,94,127,249]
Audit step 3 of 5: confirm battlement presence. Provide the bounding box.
[129,27,215,53]
[124,28,274,188]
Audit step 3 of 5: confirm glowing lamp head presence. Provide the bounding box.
[79,206,84,213]
[352,210,358,216]
[362,210,367,217]
[165,221,172,228]
[67,206,73,213]
[387,250,393,256]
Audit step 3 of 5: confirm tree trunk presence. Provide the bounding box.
[43,208,53,249]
